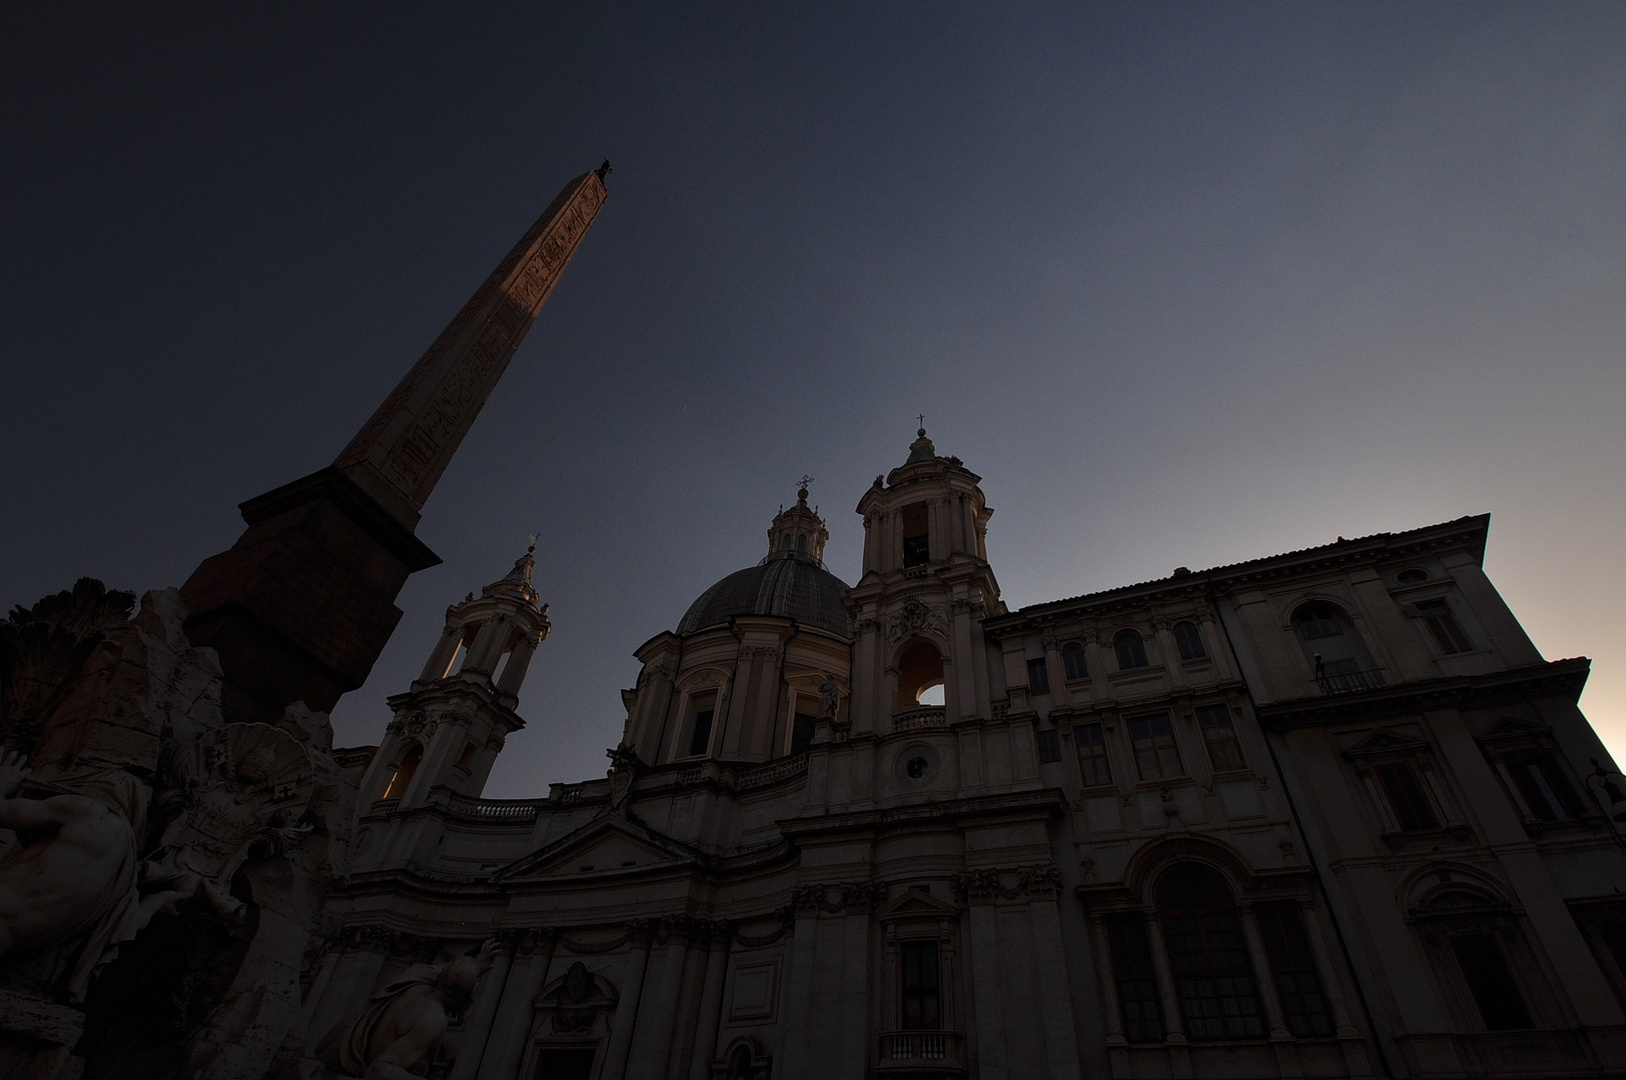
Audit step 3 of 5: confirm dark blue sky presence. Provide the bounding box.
[5,3,1623,797]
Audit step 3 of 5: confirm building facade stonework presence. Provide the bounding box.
[308,431,1626,1080]
[5,174,1625,1080]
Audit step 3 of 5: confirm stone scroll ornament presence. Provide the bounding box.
[138,723,316,923]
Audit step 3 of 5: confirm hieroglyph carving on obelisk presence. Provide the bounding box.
[334,166,609,524]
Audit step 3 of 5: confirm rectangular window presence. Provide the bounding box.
[1037,729,1062,764]
[1105,916,1165,1043]
[1197,705,1245,772]
[1256,904,1333,1037]
[688,707,715,757]
[1027,657,1051,694]
[1175,621,1206,660]
[1075,723,1112,787]
[1373,761,1439,831]
[1507,755,1582,821]
[900,940,941,1030]
[1416,599,1472,654]
[1063,645,1089,680]
[1451,934,1533,1030]
[1129,713,1183,780]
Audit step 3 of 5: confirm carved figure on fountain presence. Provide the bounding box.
[0,752,148,1003]
[141,723,316,922]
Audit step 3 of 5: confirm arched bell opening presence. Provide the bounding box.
[897,638,945,710]
[381,742,423,800]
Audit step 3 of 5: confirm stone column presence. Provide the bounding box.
[1299,904,1376,1080]
[1028,897,1083,1077]
[449,931,517,1080]
[476,928,557,1080]
[686,922,733,1080]
[1084,631,1108,683]
[599,921,654,1080]
[627,919,689,1077]
[666,920,710,1078]
[420,624,463,682]
[1143,917,1189,1053]
[1087,914,1133,1080]
[780,905,823,1080]
[1238,905,1292,1040]
[1154,620,1187,689]
[494,634,539,694]
[965,903,1010,1080]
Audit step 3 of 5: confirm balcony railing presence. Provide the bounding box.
[445,793,547,823]
[892,706,947,732]
[1316,664,1385,696]
[878,1031,963,1069]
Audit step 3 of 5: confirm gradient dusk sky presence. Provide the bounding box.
[4,3,1623,797]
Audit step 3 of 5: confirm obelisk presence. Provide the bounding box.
[181,164,609,722]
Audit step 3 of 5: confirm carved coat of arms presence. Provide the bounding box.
[888,597,946,641]
[141,722,314,919]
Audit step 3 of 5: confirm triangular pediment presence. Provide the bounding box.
[1478,716,1548,741]
[1343,728,1430,757]
[495,813,702,880]
[877,888,959,920]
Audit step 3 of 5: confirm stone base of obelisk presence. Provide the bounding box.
[0,989,86,1080]
[180,467,439,724]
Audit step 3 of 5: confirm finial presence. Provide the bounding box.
[596,159,612,181]
[526,532,539,554]
[797,475,814,504]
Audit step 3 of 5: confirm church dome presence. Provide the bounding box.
[676,485,852,637]
[676,556,852,637]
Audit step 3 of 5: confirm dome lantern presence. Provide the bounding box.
[767,478,830,565]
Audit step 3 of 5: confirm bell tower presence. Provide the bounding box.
[359,544,551,809]
[848,428,1004,734]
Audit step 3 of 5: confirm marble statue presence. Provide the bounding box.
[319,949,492,1079]
[0,751,146,1002]
[818,676,840,720]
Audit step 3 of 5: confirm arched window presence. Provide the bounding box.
[1114,630,1149,670]
[382,742,422,800]
[728,1045,753,1080]
[1158,866,1264,1040]
[1420,891,1536,1031]
[1062,641,1088,680]
[1294,601,1344,640]
[897,639,944,709]
[1291,601,1379,692]
[1173,621,1205,660]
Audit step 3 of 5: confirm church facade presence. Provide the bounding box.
[307,429,1626,1080]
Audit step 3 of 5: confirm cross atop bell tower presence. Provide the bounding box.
[181,166,608,723]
